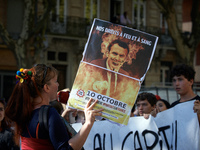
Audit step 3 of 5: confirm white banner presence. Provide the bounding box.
[72,100,200,150]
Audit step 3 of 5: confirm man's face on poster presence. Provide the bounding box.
[107,43,128,71]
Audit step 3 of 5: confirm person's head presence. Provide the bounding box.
[156,99,170,112]
[123,11,127,17]
[0,98,10,131]
[0,98,5,125]
[171,64,195,95]
[136,92,157,116]
[5,64,59,133]
[50,100,64,115]
[107,40,129,71]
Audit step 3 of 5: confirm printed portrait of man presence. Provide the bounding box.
[91,39,129,76]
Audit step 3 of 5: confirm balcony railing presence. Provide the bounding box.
[47,16,174,45]
[47,16,91,37]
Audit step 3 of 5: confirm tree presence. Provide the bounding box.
[0,0,56,68]
[154,0,200,66]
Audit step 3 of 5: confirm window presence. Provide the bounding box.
[85,0,100,21]
[58,52,67,61]
[52,64,67,91]
[46,50,68,90]
[48,51,56,60]
[160,61,172,86]
[47,51,68,62]
[51,0,67,23]
[132,0,146,29]
[110,0,123,23]
[50,0,67,33]
[160,13,168,34]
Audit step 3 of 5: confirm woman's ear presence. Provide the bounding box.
[43,84,50,93]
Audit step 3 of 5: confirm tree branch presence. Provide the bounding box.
[153,0,167,14]
[0,22,15,49]
[29,0,55,37]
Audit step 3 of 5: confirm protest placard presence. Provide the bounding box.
[67,19,158,125]
[72,101,200,150]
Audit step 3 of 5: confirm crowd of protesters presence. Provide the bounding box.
[1,63,200,149]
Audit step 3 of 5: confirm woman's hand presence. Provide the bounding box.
[84,98,103,125]
[68,98,103,150]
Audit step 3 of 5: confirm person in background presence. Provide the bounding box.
[120,11,131,26]
[57,88,85,124]
[5,64,103,150]
[50,100,64,115]
[170,64,200,124]
[135,92,157,117]
[156,99,171,112]
[111,13,120,24]
[57,88,78,124]
[150,99,171,117]
[0,98,19,150]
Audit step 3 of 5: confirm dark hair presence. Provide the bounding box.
[108,40,129,54]
[0,97,6,107]
[170,64,195,81]
[157,99,171,109]
[123,11,127,18]
[131,103,136,113]
[0,98,8,130]
[136,92,157,106]
[5,64,58,140]
[49,100,63,115]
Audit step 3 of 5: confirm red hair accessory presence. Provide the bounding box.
[155,95,161,100]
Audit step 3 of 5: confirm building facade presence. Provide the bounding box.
[0,0,199,101]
